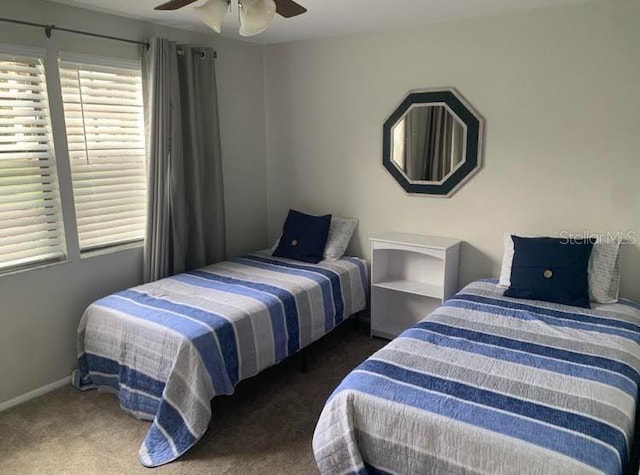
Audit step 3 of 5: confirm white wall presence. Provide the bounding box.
[0,0,268,405]
[264,1,640,301]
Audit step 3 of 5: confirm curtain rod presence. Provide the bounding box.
[0,17,151,50]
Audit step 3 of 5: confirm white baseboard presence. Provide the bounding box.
[0,376,71,413]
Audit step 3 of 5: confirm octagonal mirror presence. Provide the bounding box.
[383,88,484,197]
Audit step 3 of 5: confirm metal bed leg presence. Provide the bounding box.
[300,348,308,373]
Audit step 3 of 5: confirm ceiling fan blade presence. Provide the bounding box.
[154,0,200,11]
[275,0,307,18]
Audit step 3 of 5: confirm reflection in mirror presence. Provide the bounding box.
[391,105,465,182]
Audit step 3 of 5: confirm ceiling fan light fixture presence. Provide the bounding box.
[194,0,230,34]
[238,0,277,37]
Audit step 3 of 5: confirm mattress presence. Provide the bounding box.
[313,279,640,475]
[73,252,367,467]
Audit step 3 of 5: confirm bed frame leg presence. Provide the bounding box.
[300,349,308,373]
[629,405,640,475]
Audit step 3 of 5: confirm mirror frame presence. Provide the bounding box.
[383,88,484,197]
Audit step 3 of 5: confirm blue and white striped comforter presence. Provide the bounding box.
[313,279,640,475]
[73,252,367,467]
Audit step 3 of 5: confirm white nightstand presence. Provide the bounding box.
[369,232,461,340]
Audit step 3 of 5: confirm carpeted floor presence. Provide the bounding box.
[0,323,385,474]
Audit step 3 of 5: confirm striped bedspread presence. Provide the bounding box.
[72,252,367,467]
[313,279,640,475]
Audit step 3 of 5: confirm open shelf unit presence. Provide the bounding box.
[369,232,460,339]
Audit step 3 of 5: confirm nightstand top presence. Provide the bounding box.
[369,232,461,250]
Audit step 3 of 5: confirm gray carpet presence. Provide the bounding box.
[0,323,384,474]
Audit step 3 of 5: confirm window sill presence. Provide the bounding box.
[0,258,72,279]
[0,242,144,280]
[80,240,144,260]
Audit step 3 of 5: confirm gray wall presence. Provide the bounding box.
[0,0,268,404]
[263,1,640,301]
[3,0,640,408]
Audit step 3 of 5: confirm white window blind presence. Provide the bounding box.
[0,50,66,272]
[59,56,146,252]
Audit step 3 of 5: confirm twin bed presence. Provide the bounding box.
[74,246,640,474]
[313,279,640,475]
[73,251,367,467]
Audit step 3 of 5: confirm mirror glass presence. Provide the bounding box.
[391,105,465,183]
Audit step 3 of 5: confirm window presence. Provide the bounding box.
[0,49,66,272]
[59,55,146,252]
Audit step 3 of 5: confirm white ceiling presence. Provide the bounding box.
[47,0,597,45]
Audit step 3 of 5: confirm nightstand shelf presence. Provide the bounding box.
[372,279,443,299]
[370,232,461,340]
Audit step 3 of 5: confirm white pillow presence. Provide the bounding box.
[323,217,359,261]
[271,216,359,261]
[588,241,621,304]
[498,233,621,304]
[497,233,515,288]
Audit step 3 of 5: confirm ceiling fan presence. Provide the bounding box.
[154,0,307,37]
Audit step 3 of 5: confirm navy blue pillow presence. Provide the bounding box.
[272,210,332,264]
[504,236,593,309]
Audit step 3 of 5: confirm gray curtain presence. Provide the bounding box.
[404,106,459,181]
[404,108,429,180]
[143,37,226,282]
[426,107,454,181]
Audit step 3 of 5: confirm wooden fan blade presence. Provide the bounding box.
[275,0,307,18]
[154,0,200,11]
